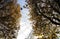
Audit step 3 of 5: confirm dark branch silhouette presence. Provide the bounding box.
[34,1,60,25]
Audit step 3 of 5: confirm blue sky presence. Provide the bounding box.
[17,0,32,39]
[18,0,30,23]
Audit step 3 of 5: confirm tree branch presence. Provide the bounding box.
[35,3,60,25]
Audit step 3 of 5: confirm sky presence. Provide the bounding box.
[17,0,32,39]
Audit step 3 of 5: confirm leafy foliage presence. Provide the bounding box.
[0,0,21,39]
[27,0,60,39]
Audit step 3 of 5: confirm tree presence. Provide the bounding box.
[0,0,21,39]
[27,0,60,39]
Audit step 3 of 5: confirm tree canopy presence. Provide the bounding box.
[27,0,60,39]
[0,0,21,39]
